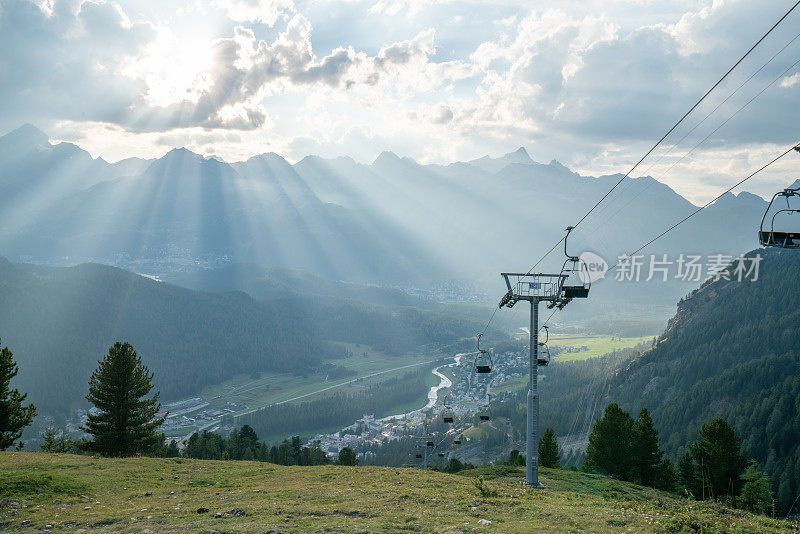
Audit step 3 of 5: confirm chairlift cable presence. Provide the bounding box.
[581,28,800,233]
[477,3,800,338]
[585,52,800,239]
[609,143,800,271]
[441,4,800,464]
[571,0,800,232]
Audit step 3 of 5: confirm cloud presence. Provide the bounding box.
[127,17,471,131]
[0,0,155,128]
[4,0,800,204]
[215,0,294,26]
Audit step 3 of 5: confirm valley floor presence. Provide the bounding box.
[0,452,795,533]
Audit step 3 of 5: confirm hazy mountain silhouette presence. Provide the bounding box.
[0,125,774,310]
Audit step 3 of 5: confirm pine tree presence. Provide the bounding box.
[336,446,358,466]
[40,424,74,453]
[238,425,259,452]
[507,449,525,466]
[0,340,36,450]
[738,462,774,515]
[226,428,241,460]
[82,342,165,457]
[656,457,679,492]
[165,440,181,458]
[630,408,663,486]
[583,403,633,479]
[776,471,793,513]
[679,451,700,497]
[689,418,748,499]
[538,428,561,469]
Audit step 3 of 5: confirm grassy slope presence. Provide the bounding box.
[0,453,793,533]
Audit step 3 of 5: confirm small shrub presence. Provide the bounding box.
[473,476,499,498]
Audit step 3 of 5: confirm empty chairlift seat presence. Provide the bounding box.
[760,184,800,249]
[537,325,551,366]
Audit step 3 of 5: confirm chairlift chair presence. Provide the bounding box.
[474,333,493,374]
[453,435,462,445]
[478,396,491,421]
[425,436,435,447]
[414,446,423,459]
[557,227,591,306]
[537,325,551,366]
[442,397,455,423]
[759,184,800,248]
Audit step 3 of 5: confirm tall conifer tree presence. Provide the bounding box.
[538,428,561,469]
[630,408,663,486]
[82,342,165,456]
[0,339,36,450]
[689,418,747,499]
[583,403,633,478]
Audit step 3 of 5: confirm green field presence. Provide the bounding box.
[200,343,434,408]
[550,334,652,362]
[492,374,535,394]
[0,452,792,533]
[163,343,443,438]
[490,335,649,394]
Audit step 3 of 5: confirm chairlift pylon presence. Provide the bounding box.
[759,168,800,248]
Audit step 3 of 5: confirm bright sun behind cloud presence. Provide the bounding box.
[123,26,215,108]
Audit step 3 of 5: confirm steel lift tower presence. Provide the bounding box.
[499,228,590,487]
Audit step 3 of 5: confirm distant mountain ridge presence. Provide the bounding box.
[0,124,777,314]
[468,146,535,174]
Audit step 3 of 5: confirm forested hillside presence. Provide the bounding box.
[162,263,432,308]
[0,258,481,418]
[605,248,800,513]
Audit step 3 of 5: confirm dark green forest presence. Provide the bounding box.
[183,428,331,466]
[603,249,800,513]
[0,258,480,418]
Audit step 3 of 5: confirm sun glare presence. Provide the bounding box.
[124,27,215,108]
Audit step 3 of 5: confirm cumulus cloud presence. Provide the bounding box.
[215,0,294,26]
[3,0,800,203]
[127,17,471,131]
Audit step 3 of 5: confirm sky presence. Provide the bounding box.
[2,0,800,202]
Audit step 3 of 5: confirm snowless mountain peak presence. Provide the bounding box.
[468,147,535,174]
[1,123,50,148]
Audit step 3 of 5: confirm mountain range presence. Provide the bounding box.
[0,124,786,322]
